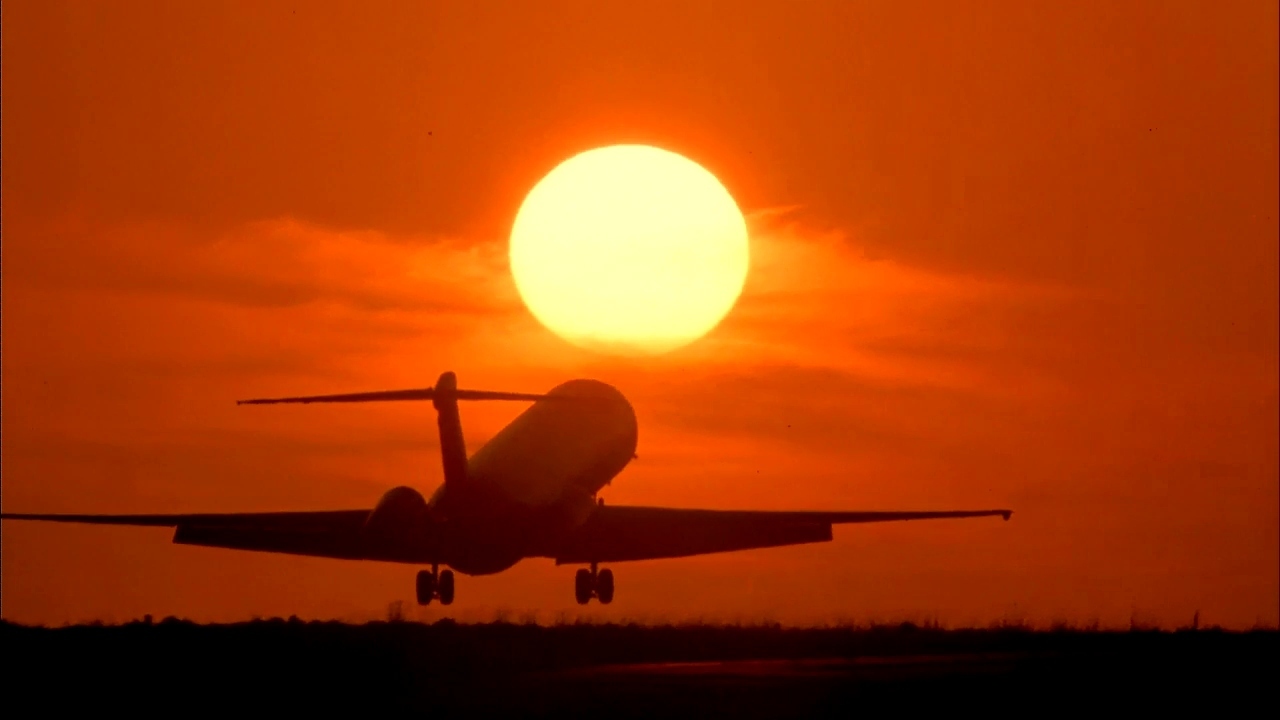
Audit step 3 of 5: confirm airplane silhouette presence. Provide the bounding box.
[1,372,1012,605]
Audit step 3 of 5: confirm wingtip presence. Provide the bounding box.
[1001,510,1013,521]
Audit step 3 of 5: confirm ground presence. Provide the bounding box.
[4,619,1274,716]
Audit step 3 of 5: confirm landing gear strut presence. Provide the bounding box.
[416,564,455,606]
[574,563,614,605]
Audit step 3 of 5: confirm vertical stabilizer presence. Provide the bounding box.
[432,371,468,488]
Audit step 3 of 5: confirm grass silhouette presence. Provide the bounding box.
[3,617,1274,715]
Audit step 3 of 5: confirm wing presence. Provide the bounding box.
[1,510,373,561]
[551,506,1012,564]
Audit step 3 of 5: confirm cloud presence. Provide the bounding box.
[631,209,1081,400]
[6,216,523,316]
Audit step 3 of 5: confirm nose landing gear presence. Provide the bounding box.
[574,563,614,605]
[415,564,455,605]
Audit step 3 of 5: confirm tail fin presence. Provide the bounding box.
[237,372,552,490]
[431,371,468,488]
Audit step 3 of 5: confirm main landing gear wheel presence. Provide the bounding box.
[438,569,455,605]
[416,565,455,606]
[573,564,614,605]
[596,569,614,604]
[574,569,593,605]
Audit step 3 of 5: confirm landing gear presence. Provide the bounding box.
[415,564,455,606]
[596,568,614,604]
[573,563,614,605]
[574,569,593,604]
[416,569,434,605]
[438,569,455,605]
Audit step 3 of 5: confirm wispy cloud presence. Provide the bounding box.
[7,217,522,316]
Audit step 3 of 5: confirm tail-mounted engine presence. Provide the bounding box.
[361,486,430,558]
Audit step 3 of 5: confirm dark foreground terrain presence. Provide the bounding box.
[3,618,1275,716]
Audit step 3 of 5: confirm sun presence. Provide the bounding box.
[509,145,749,355]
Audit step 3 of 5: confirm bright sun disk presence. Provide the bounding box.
[509,144,749,355]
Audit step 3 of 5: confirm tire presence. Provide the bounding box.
[574,568,593,605]
[415,570,435,605]
[596,569,614,605]
[438,569,455,606]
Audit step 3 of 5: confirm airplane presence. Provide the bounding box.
[1,371,1012,606]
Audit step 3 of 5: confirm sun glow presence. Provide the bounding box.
[509,145,749,355]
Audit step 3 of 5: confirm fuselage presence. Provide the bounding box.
[419,379,638,574]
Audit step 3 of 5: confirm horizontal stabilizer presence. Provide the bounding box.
[237,387,549,405]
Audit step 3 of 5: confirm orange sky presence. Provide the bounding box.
[3,0,1276,629]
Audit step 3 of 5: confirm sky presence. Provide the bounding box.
[2,0,1276,629]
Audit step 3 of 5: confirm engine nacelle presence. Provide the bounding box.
[362,486,429,553]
